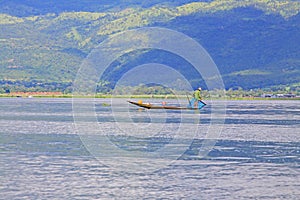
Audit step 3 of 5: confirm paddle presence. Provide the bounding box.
[186,92,206,108]
[200,100,207,106]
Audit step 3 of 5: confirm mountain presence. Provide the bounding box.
[0,0,206,16]
[0,0,299,92]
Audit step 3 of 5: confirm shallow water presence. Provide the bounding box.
[1,98,299,199]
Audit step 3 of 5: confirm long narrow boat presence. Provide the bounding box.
[127,100,205,110]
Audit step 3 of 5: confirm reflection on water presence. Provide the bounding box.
[0,98,299,199]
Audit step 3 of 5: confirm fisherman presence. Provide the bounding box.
[193,87,202,101]
[192,87,205,108]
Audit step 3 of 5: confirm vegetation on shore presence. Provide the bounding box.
[1,86,299,100]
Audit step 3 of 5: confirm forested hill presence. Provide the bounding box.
[0,0,299,92]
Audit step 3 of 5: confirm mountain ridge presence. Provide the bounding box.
[0,0,299,92]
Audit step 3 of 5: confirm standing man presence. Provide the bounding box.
[192,87,205,109]
[194,87,202,101]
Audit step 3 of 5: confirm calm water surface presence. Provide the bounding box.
[0,98,299,199]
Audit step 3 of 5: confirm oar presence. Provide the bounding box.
[186,92,206,108]
[200,100,207,106]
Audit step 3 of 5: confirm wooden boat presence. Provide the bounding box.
[127,100,205,110]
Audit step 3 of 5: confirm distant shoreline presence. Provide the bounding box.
[0,93,299,100]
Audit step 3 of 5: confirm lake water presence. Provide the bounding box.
[1,98,299,199]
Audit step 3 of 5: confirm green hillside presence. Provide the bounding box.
[0,0,299,92]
